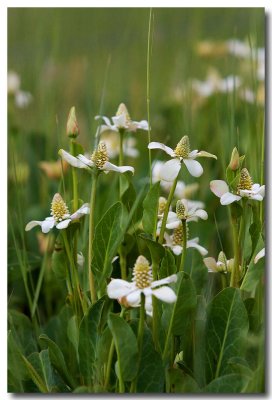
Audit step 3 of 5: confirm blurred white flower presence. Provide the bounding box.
[192,73,241,98]
[8,71,21,94]
[77,252,85,268]
[59,141,134,175]
[107,255,177,316]
[96,103,148,134]
[100,131,139,159]
[204,251,234,273]
[8,70,33,108]
[14,90,33,108]
[210,168,265,205]
[148,135,216,180]
[254,248,265,264]
[25,193,89,234]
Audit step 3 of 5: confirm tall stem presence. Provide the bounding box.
[88,172,98,303]
[230,217,240,288]
[147,8,153,188]
[158,174,179,244]
[179,220,187,272]
[70,140,79,266]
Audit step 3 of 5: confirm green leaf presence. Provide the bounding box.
[39,334,76,390]
[230,202,243,219]
[159,249,176,278]
[8,330,29,382]
[142,181,160,235]
[23,350,56,393]
[240,258,264,296]
[205,287,249,383]
[204,373,250,393]
[51,235,67,280]
[92,202,127,292]
[108,313,138,382]
[137,326,164,392]
[168,368,200,393]
[138,233,165,265]
[78,298,104,385]
[225,165,235,186]
[67,316,79,361]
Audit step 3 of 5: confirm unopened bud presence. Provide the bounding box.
[228,147,239,171]
[66,106,79,138]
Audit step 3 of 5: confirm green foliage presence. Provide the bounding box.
[142,181,160,235]
[204,374,250,393]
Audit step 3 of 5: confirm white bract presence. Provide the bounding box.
[204,252,234,273]
[210,168,265,205]
[25,193,89,234]
[148,135,216,180]
[107,255,177,317]
[59,141,134,175]
[161,199,208,230]
[254,248,265,264]
[95,103,148,134]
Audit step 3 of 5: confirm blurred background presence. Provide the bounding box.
[8,8,264,312]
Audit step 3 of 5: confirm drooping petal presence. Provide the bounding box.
[41,217,55,233]
[102,161,134,174]
[254,248,265,264]
[187,239,208,256]
[77,154,95,167]
[193,209,208,220]
[70,203,90,220]
[126,289,141,306]
[159,159,181,182]
[210,180,229,197]
[250,194,264,201]
[107,279,134,299]
[196,150,217,159]
[152,286,177,303]
[144,295,153,316]
[148,142,175,157]
[188,150,199,159]
[183,158,203,177]
[56,219,71,229]
[136,120,149,130]
[95,115,114,128]
[220,192,241,205]
[59,149,88,169]
[203,257,218,272]
[165,212,180,229]
[151,274,177,288]
[252,183,260,191]
[25,220,43,231]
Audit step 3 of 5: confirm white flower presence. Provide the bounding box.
[14,90,33,108]
[8,71,21,94]
[99,131,139,159]
[148,135,216,180]
[95,103,149,134]
[161,199,208,230]
[254,248,265,264]
[204,252,234,273]
[25,193,89,234]
[192,71,241,98]
[164,228,208,257]
[107,255,177,317]
[59,141,134,175]
[210,168,265,205]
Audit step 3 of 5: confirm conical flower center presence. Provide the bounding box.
[132,255,152,289]
[116,103,131,125]
[50,193,70,222]
[218,251,227,267]
[174,135,190,158]
[158,196,167,215]
[172,224,189,246]
[176,200,186,219]
[237,168,253,191]
[91,142,109,169]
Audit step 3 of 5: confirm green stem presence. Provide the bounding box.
[151,260,160,351]
[238,199,247,268]
[88,172,98,303]
[230,217,240,288]
[147,8,153,188]
[158,174,179,244]
[179,220,187,272]
[70,140,79,212]
[104,339,115,391]
[120,251,127,281]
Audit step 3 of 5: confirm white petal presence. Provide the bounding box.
[102,161,134,174]
[196,150,217,159]
[188,150,198,159]
[25,220,43,231]
[183,158,203,177]
[144,295,153,316]
[257,185,265,197]
[210,180,229,197]
[107,279,134,299]
[252,183,260,191]
[159,159,181,182]
[59,149,88,169]
[77,154,94,167]
[148,142,175,157]
[187,239,208,256]
[136,120,149,130]
[152,286,177,303]
[70,203,90,220]
[220,192,241,205]
[172,245,182,256]
[203,257,218,272]
[166,220,181,229]
[254,248,265,264]
[41,217,55,233]
[250,194,264,201]
[56,219,71,229]
[126,290,141,306]
[166,212,180,229]
[193,209,208,220]
[95,115,114,128]
[151,274,177,288]
[112,114,127,128]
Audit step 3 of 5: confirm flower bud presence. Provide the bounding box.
[66,106,79,138]
[228,147,239,171]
